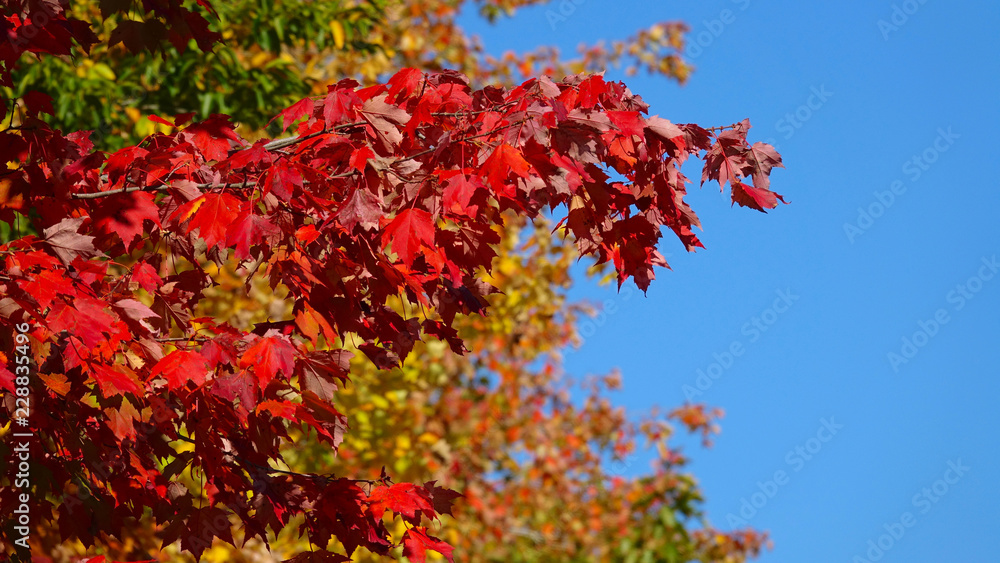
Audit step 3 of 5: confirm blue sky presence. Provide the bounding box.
[459,1,999,561]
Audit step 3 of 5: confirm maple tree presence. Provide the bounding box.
[0,0,784,561]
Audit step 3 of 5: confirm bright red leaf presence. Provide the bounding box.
[368,483,434,519]
[175,192,242,249]
[402,527,455,563]
[382,208,435,267]
[149,350,211,389]
[240,334,296,386]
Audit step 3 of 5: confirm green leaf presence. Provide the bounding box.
[274,17,284,41]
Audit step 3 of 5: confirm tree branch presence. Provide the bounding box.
[70,122,366,200]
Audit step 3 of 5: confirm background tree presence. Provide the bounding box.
[0,2,780,554]
[2,0,690,151]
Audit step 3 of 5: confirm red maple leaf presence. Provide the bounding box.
[47,295,114,348]
[368,483,434,519]
[179,114,241,161]
[210,370,258,416]
[442,174,481,217]
[131,262,163,292]
[173,192,242,250]
[0,366,13,394]
[113,298,161,333]
[7,56,788,560]
[731,181,784,212]
[256,399,299,422]
[269,97,315,133]
[483,143,531,193]
[23,269,75,309]
[22,90,54,116]
[104,403,138,441]
[645,115,685,145]
[361,95,410,149]
[149,350,210,390]
[382,208,434,267]
[401,527,454,563]
[607,110,647,137]
[422,480,463,516]
[42,217,97,266]
[748,141,785,192]
[90,363,143,397]
[227,210,280,260]
[338,188,382,231]
[386,67,424,103]
[297,391,347,447]
[348,146,376,171]
[92,191,161,251]
[176,506,235,560]
[263,160,303,200]
[240,334,296,386]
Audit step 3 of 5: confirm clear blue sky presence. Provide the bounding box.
[459,1,999,561]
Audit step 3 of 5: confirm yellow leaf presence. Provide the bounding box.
[250,51,271,67]
[176,195,207,223]
[90,63,116,81]
[136,118,155,138]
[396,434,411,450]
[370,394,389,410]
[329,20,345,49]
[204,544,234,562]
[124,107,141,123]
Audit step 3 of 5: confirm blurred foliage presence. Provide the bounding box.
[3,0,689,150]
[4,0,387,150]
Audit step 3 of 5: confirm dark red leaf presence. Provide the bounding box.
[338,188,382,231]
[93,191,161,250]
[227,210,280,260]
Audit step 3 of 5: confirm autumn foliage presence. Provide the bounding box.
[1,1,783,560]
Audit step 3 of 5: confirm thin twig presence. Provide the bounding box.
[70,123,365,200]
[70,180,259,200]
